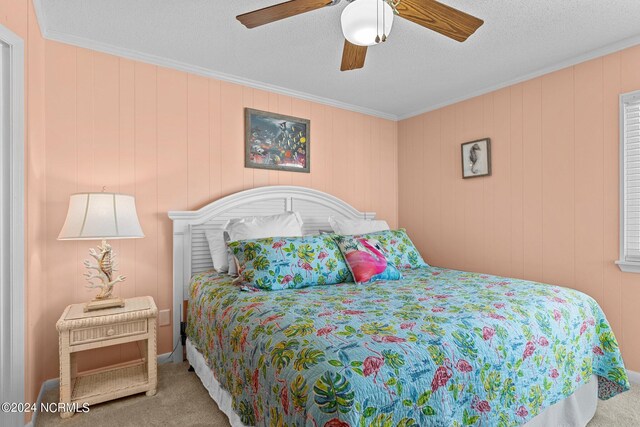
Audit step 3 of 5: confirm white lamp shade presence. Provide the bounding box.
[58,193,144,240]
[341,0,394,47]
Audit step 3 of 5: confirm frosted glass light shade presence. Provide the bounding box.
[341,0,394,47]
[58,193,144,240]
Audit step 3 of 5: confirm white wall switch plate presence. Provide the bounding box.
[159,309,171,326]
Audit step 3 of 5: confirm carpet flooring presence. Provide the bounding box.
[36,362,640,426]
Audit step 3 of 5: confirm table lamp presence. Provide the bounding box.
[58,192,144,311]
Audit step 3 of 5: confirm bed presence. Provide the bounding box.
[169,186,629,427]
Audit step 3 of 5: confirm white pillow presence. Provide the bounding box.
[225,211,304,241]
[226,240,238,276]
[206,211,304,274]
[205,229,230,273]
[328,216,390,235]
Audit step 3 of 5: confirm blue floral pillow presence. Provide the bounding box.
[228,235,353,291]
[354,229,428,269]
[332,235,402,285]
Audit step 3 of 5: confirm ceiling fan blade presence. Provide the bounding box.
[396,0,483,42]
[237,0,333,29]
[340,40,367,71]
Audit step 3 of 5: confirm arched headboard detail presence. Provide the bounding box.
[168,186,375,361]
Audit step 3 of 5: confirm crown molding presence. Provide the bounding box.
[31,0,640,123]
[31,0,397,121]
[397,33,640,120]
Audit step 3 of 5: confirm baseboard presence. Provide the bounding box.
[25,352,173,426]
[157,351,175,365]
[24,378,58,427]
[627,369,640,385]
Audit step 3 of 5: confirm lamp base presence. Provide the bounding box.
[84,297,125,312]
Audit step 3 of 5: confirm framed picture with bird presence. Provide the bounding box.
[245,108,310,173]
[461,138,491,179]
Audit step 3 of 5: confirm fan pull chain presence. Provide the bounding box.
[382,0,387,42]
[375,0,381,44]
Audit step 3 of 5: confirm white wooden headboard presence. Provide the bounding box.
[168,185,375,361]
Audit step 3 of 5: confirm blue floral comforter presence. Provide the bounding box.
[187,267,629,427]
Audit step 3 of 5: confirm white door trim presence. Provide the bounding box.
[0,23,25,427]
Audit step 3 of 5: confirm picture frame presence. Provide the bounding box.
[461,138,491,179]
[244,108,310,173]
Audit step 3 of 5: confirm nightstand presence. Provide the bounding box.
[56,296,158,418]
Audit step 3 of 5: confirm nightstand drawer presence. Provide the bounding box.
[70,319,148,345]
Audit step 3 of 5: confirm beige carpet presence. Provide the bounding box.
[37,362,639,426]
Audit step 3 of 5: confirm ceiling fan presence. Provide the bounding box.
[236,0,483,71]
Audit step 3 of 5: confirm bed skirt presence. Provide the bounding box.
[186,338,598,427]
[187,338,248,427]
[524,373,597,426]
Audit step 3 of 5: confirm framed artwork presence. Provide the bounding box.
[245,108,310,173]
[461,138,491,179]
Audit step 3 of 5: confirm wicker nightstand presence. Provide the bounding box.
[56,296,158,418]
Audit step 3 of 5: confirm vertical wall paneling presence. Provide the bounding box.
[574,60,605,303]
[481,95,496,273]
[522,79,544,282]
[541,68,575,286]
[230,83,246,195]
[118,58,138,361]
[492,89,512,277]
[331,108,348,203]
[399,53,640,372]
[11,30,398,391]
[133,62,160,364]
[187,75,211,210]
[309,102,326,193]
[619,46,640,361]
[509,86,524,279]
[119,59,137,301]
[368,115,381,227]
[156,69,188,353]
[209,80,222,201]
[45,42,78,377]
[423,110,442,265]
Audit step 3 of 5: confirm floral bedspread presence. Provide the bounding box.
[187,267,629,427]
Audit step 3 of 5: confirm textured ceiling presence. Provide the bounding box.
[37,0,640,119]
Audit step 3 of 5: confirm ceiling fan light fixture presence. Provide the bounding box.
[341,0,394,47]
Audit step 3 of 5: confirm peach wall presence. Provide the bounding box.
[2,0,398,408]
[43,47,397,375]
[1,0,46,415]
[398,45,640,372]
